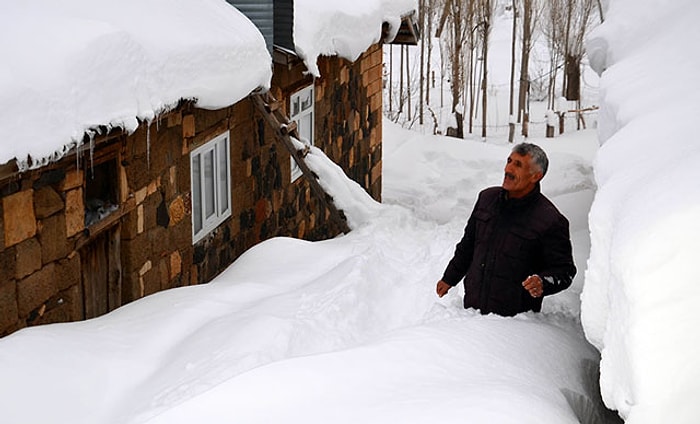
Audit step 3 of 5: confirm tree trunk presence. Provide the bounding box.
[481,18,489,138]
[517,0,532,124]
[508,0,517,143]
[400,45,405,114]
[419,0,425,125]
[406,45,412,121]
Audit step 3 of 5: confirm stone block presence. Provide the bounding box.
[0,280,18,331]
[142,264,161,297]
[125,155,151,190]
[168,218,192,251]
[170,250,182,280]
[60,169,83,191]
[371,160,382,186]
[64,188,84,238]
[121,209,139,240]
[134,186,148,205]
[137,204,144,234]
[255,199,271,223]
[370,92,382,112]
[28,284,82,327]
[169,196,186,226]
[17,262,56,318]
[139,260,152,277]
[143,193,160,231]
[159,258,169,288]
[15,237,41,279]
[55,253,80,292]
[3,190,37,247]
[118,163,129,203]
[0,247,15,284]
[34,186,64,219]
[166,166,177,198]
[368,79,383,98]
[340,67,349,85]
[121,234,150,274]
[39,213,68,265]
[168,111,182,128]
[183,114,195,138]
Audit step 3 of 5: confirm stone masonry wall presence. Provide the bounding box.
[0,42,385,337]
[316,43,384,201]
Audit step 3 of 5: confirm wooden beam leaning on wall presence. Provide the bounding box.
[251,91,351,235]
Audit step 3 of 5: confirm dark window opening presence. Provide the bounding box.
[85,160,119,226]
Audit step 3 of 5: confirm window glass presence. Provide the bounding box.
[218,139,229,214]
[300,113,313,143]
[289,85,314,182]
[204,149,215,219]
[190,132,232,243]
[301,90,312,111]
[292,96,300,116]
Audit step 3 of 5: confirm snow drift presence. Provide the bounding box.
[582,0,700,422]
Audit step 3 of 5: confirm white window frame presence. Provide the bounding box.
[289,84,314,182]
[190,132,232,244]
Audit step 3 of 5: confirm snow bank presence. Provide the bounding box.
[0,119,603,424]
[0,0,272,170]
[294,0,417,76]
[582,0,700,422]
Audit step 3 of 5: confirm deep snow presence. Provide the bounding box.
[0,121,606,423]
[582,0,700,422]
[2,0,698,422]
[0,2,613,423]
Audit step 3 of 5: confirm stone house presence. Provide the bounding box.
[0,1,417,336]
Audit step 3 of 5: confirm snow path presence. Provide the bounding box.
[139,124,606,423]
[0,122,611,423]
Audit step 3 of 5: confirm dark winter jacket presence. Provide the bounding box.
[441,184,575,316]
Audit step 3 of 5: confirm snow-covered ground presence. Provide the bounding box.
[0,119,608,423]
[0,1,617,423]
[3,0,698,422]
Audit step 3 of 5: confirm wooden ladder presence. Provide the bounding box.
[251,91,350,234]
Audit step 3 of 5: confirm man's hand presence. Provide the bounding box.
[436,280,452,298]
[522,275,544,298]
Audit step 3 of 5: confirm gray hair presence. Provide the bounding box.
[512,143,549,177]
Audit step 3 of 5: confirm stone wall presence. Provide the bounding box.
[316,43,384,201]
[0,42,385,337]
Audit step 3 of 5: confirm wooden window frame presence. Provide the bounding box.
[289,84,314,182]
[190,131,232,244]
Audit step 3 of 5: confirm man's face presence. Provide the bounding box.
[502,152,542,199]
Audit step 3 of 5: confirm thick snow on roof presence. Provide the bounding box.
[294,0,417,76]
[0,0,272,170]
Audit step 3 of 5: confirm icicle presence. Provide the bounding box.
[89,131,95,179]
[146,120,151,169]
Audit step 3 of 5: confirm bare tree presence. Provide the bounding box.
[517,0,539,138]
[544,0,596,110]
[508,0,518,143]
[476,0,494,138]
[419,0,426,126]
[436,0,469,137]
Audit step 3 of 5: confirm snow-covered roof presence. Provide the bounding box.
[0,0,272,171]
[294,0,417,76]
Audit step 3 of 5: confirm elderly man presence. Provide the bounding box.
[436,143,575,316]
